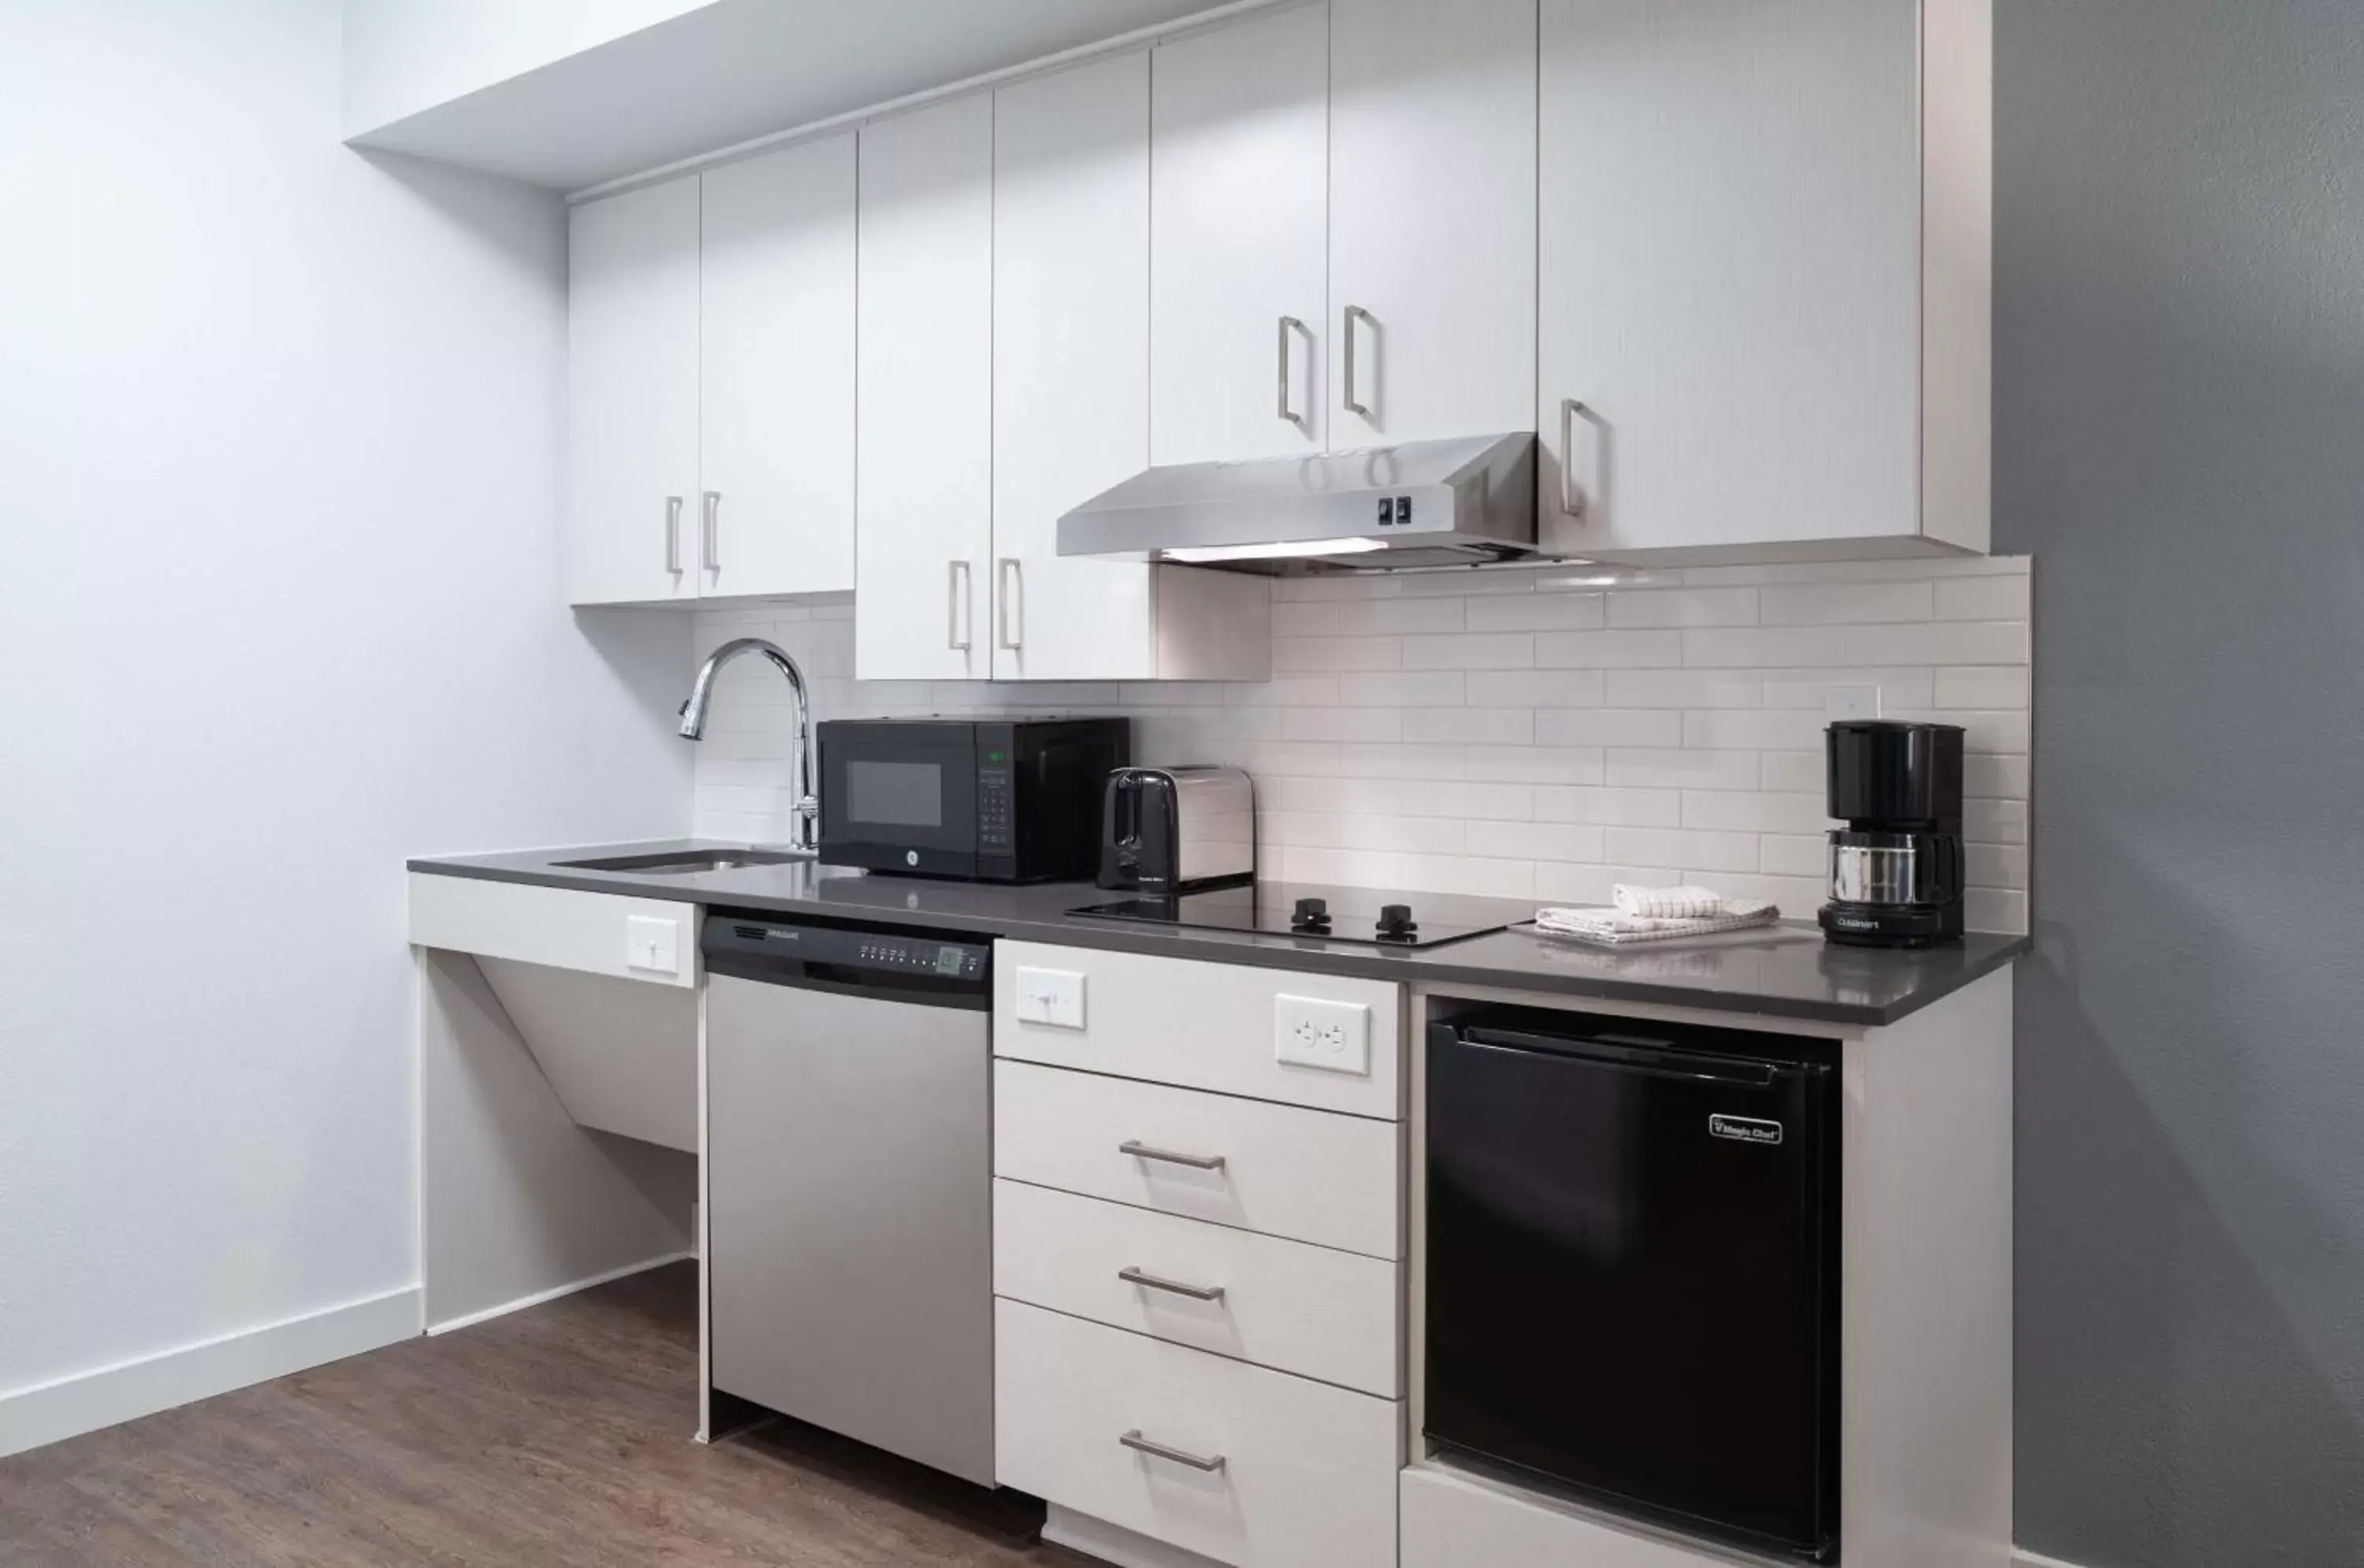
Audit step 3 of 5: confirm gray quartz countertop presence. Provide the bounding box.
[408,840,2028,1029]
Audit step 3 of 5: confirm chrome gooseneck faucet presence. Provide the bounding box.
[678,637,818,852]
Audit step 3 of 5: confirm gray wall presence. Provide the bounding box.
[1996,2,2364,1562]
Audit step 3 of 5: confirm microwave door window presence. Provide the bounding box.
[846,760,945,827]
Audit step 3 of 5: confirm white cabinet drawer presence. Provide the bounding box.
[995,1061,1400,1259]
[994,942,1402,1118]
[994,1180,1399,1398]
[996,1299,1400,1568]
[407,872,694,987]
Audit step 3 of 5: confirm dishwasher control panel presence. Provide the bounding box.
[704,911,993,999]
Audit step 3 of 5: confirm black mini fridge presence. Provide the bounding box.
[1425,1007,1842,1561]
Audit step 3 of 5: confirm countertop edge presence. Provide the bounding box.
[407,856,2030,1030]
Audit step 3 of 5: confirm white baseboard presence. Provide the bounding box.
[1043,1504,1231,1568]
[426,1250,693,1337]
[0,1284,423,1461]
[2016,1551,2091,1568]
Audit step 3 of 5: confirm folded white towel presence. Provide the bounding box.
[1613,884,1733,920]
[1533,900,1779,946]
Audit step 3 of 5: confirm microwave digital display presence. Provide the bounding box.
[845,760,943,827]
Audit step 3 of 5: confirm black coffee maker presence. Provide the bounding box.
[1819,720,1965,947]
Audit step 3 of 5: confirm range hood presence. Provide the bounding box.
[1057,432,1537,574]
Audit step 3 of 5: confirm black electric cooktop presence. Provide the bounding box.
[1068,881,1536,950]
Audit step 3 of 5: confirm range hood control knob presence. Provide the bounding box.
[1377,904,1418,942]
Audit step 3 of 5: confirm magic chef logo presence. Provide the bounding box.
[1708,1114,1784,1146]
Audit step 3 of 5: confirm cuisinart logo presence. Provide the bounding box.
[1708,1114,1785,1146]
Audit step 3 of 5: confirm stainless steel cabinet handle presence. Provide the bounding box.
[947,560,972,652]
[1121,1430,1226,1474]
[1119,1139,1225,1172]
[1276,315,1309,426]
[996,557,1022,651]
[664,496,683,573]
[1342,304,1374,418]
[1119,1266,1226,1303]
[1559,398,1589,519]
[702,491,721,572]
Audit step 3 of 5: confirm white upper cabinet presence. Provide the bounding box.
[567,143,858,606]
[854,95,996,682]
[991,54,1157,682]
[1537,0,1991,562]
[567,174,701,606]
[991,54,1272,684]
[1329,0,1537,447]
[698,134,857,598]
[1149,2,1330,466]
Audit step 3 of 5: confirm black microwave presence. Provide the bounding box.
[816,717,1130,882]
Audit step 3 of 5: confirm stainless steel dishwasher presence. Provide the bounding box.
[703,911,994,1486]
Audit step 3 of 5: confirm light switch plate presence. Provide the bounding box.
[624,915,680,975]
[1275,994,1372,1076]
[1014,966,1086,1030]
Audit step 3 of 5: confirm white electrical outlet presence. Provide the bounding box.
[1825,683,1882,722]
[624,916,679,975]
[1275,994,1372,1076]
[1013,966,1086,1030]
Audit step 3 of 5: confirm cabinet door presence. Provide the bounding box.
[855,96,994,682]
[1329,0,1536,447]
[1538,0,1922,556]
[991,53,1154,682]
[567,175,700,605]
[699,134,856,598]
[1149,2,1329,466]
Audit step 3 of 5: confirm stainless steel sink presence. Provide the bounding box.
[556,849,812,875]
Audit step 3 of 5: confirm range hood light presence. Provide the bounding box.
[1159,537,1392,565]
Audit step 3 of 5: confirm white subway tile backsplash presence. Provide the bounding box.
[1683,626,1853,667]
[1935,574,2032,621]
[1273,635,1403,672]
[1606,587,1760,628]
[1534,786,1685,827]
[1466,745,1607,786]
[693,557,2031,934]
[1402,632,1536,670]
[1535,630,1686,668]
[1402,706,1534,745]
[1935,665,2031,709]
[1464,669,1604,708]
[1337,671,1466,707]
[1466,591,1607,632]
[1605,827,1761,874]
[1758,581,1934,626]
[1537,708,1685,749]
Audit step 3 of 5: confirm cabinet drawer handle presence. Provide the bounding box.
[1121,1430,1227,1473]
[663,496,683,574]
[1119,1139,1225,1172]
[1342,304,1374,418]
[702,491,721,572]
[1559,398,1589,519]
[1276,314,1309,427]
[1119,1266,1225,1303]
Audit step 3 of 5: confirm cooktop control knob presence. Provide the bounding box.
[1291,897,1333,934]
[1376,903,1418,942]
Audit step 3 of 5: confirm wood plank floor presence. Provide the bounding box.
[0,1263,1106,1567]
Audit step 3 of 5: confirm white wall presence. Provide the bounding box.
[341,0,712,136]
[0,0,690,1429]
[693,556,2033,934]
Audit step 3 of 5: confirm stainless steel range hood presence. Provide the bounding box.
[1057,432,1537,574]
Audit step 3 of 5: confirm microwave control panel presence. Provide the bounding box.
[978,752,1013,853]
